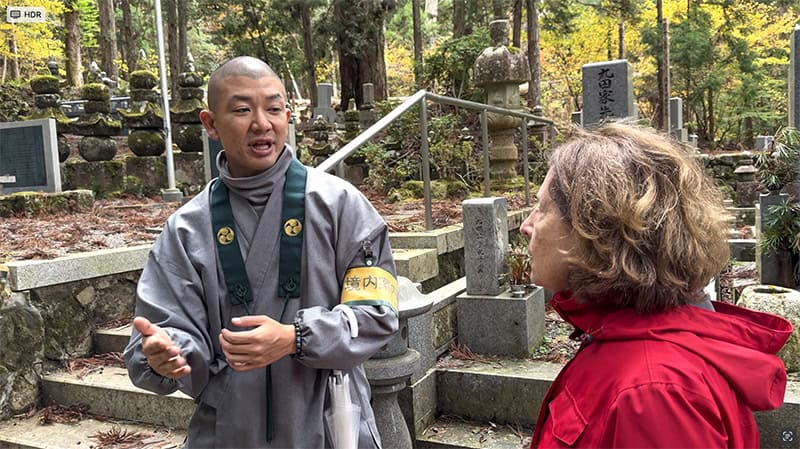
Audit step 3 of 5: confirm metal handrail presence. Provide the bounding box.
[317,89,554,230]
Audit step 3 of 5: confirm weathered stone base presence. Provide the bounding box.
[0,190,94,218]
[61,152,205,198]
[456,287,545,357]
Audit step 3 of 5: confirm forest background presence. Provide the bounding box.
[1,0,799,150]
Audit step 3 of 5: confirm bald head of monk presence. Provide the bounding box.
[200,56,292,177]
[205,56,287,112]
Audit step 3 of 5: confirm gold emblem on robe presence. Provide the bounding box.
[284,218,302,236]
[217,226,235,245]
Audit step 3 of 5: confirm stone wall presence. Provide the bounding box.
[0,271,138,419]
[61,152,205,198]
[699,152,755,200]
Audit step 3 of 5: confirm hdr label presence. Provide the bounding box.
[6,7,47,23]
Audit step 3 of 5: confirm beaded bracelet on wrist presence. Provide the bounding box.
[293,320,303,356]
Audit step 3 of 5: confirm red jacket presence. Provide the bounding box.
[531,292,792,448]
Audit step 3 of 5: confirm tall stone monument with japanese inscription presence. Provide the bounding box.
[581,59,636,128]
[790,25,800,129]
[473,19,530,179]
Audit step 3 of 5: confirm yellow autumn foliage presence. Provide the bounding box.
[1,0,66,79]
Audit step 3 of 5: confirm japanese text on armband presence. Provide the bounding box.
[340,267,399,312]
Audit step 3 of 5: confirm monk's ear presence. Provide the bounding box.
[199,110,219,140]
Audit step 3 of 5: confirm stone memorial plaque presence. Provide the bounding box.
[462,197,508,296]
[0,118,61,193]
[312,83,337,124]
[669,97,683,131]
[581,59,635,128]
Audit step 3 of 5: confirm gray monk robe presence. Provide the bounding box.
[124,147,399,448]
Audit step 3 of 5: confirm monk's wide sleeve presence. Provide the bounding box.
[295,174,399,370]
[124,201,218,399]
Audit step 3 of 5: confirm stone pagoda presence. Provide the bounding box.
[118,51,165,157]
[27,59,72,162]
[170,54,205,152]
[472,19,530,179]
[71,62,122,162]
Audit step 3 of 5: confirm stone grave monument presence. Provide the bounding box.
[456,197,545,357]
[734,156,760,209]
[307,115,334,167]
[26,66,71,162]
[755,135,774,151]
[473,19,530,179]
[71,63,122,161]
[359,83,377,128]
[581,59,636,128]
[756,190,791,286]
[312,83,337,124]
[0,118,61,193]
[118,52,165,157]
[669,97,688,143]
[170,55,205,153]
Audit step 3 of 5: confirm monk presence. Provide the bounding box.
[124,56,399,448]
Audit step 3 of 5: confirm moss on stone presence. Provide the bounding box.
[129,70,159,90]
[30,75,60,94]
[81,83,110,101]
[123,175,144,197]
[129,130,166,157]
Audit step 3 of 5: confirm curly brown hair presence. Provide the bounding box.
[548,122,730,313]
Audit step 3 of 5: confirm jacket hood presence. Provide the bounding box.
[551,291,793,411]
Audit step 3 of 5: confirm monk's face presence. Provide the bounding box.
[200,75,291,177]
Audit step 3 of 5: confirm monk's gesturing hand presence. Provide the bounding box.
[219,315,295,371]
[133,316,191,379]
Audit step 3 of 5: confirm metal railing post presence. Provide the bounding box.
[420,99,433,231]
[481,110,490,197]
[521,120,530,207]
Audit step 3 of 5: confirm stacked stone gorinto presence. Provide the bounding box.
[27,70,71,162]
[72,67,122,162]
[119,58,165,157]
[171,59,205,152]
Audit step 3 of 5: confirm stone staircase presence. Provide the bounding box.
[0,324,189,448]
[3,206,799,449]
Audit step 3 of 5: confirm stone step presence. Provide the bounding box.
[40,367,194,429]
[416,416,532,449]
[94,324,132,354]
[0,414,185,449]
[435,357,561,426]
[426,358,800,449]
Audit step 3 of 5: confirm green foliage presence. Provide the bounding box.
[78,0,100,52]
[422,29,489,100]
[758,200,800,254]
[361,102,420,192]
[506,242,530,285]
[756,127,800,191]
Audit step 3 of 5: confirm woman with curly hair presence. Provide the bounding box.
[523,122,792,448]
